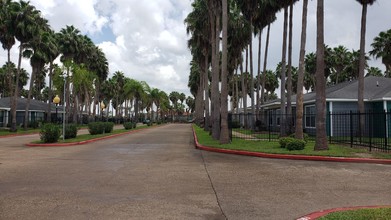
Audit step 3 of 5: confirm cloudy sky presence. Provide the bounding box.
[1,0,391,98]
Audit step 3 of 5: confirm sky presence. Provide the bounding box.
[1,0,391,98]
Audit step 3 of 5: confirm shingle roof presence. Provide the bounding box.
[0,97,59,112]
[262,76,391,107]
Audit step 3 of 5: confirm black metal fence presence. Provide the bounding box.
[229,111,391,153]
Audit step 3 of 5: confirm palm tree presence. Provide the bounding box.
[314,0,328,151]
[124,79,144,122]
[0,0,17,65]
[366,66,383,76]
[370,29,391,77]
[10,0,42,132]
[356,0,376,136]
[220,0,229,144]
[279,5,289,137]
[295,0,309,140]
[58,25,81,122]
[23,15,50,129]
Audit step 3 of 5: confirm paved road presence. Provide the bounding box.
[1,124,390,220]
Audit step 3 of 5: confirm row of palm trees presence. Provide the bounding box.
[185,0,391,149]
[100,71,193,122]
[0,0,109,131]
[0,0,194,130]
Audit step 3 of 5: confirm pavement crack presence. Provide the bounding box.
[200,151,228,220]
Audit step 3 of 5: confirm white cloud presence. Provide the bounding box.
[1,0,391,99]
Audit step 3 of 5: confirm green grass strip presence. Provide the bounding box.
[318,208,391,220]
[194,125,391,159]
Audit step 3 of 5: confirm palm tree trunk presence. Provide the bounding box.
[204,48,210,131]
[314,0,328,150]
[10,44,24,132]
[358,3,367,136]
[256,31,262,118]
[211,7,221,140]
[286,0,294,134]
[47,62,54,122]
[220,0,229,144]
[249,23,255,129]
[243,49,248,128]
[24,65,37,130]
[280,6,289,137]
[261,24,271,106]
[295,0,308,140]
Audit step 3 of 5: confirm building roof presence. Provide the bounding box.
[0,97,60,112]
[262,76,391,109]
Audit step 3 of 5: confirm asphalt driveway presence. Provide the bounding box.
[0,124,390,219]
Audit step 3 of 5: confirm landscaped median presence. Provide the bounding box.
[192,125,391,165]
[26,124,155,147]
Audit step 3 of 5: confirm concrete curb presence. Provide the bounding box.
[26,127,149,147]
[192,128,391,165]
[296,205,391,220]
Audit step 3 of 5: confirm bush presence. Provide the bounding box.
[64,124,78,139]
[286,139,306,151]
[289,133,309,143]
[104,122,114,133]
[40,123,61,143]
[279,137,295,148]
[88,122,104,135]
[123,122,134,130]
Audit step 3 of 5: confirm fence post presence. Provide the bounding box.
[350,111,353,148]
[268,111,271,142]
[384,110,387,151]
[369,111,372,152]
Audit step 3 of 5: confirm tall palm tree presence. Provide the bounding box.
[279,6,289,137]
[314,0,328,151]
[220,0,229,144]
[23,15,50,129]
[356,0,376,135]
[10,0,41,132]
[58,25,81,122]
[295,0,308,140]
[370,29,391,77]
[0,0,17,65]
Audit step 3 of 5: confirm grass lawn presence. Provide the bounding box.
[0,127,40,136]
[194,125,391,159]
[32,124,149,144]
[318,208,391,220]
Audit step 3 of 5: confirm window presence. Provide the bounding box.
[305,105,316,128]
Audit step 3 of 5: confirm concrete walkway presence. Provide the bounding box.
[1,124,390,219]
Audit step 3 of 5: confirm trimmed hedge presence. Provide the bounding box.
[123,122,134,130]
[286,139,306,151]
[289,133,309,143]
[279,137,295,148]
[40,123,61,143]
[88,122,114,135]
[64,124,78,139]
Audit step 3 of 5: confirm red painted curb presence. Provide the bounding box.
[296,205,391,220]
[192,128,391,165]
[25,127,150,147]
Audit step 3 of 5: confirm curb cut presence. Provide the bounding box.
[25,127,152,147]
[192,128,391,165]
[296,205,391,220]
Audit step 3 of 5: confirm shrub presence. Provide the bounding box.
[40,123,61,143]
[64,124,78,139]
[286,139,306,151]
[104,122,114,133]
[133,122,137,129]
[289,133,309,143]
[88,122,104,135]
[279,137,295,148]
[123,122,134,130]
